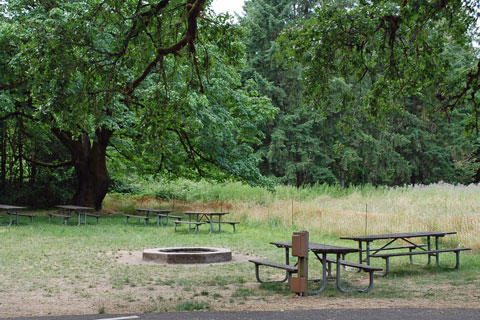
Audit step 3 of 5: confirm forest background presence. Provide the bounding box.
[1,0,480,209]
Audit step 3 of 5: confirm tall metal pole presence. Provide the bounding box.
[291,199,294,226]
[365,202,368,235]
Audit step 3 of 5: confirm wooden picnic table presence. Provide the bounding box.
[135,208,183,226]
[56,205,98,225]
[267,241,379,293]
[183,211,229,233]
[340,231,470,276]
[0,204,30,226]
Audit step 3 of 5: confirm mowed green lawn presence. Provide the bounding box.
[0,212,479,317]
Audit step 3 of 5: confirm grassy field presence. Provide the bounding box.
[1,182,479,317]
[105,181,480,250]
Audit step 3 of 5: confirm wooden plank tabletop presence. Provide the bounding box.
[183,211,229,216]
[271,241,358,254]
[136,208,173,213]
[340,231,457,241]
[56,205,94,211]
[0,204,27,210]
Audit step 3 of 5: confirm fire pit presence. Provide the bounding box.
[142,247,232,264]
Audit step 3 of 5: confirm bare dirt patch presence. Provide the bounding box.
[1,281,478,318]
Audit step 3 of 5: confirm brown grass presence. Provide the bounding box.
[104,194,480,251]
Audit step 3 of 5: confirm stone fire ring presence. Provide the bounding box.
[142,247,232,264]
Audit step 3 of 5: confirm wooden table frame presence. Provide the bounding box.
[56,205,95,225]
[183,211,229,233]
[136,208,175,226]
[270,241,367,294]
[0,204,29,226]
[340,231,458,275]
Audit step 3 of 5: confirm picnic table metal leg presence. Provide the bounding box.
[359,241,363,264]
[209,215,213,233]
[282,247,290,282]
[366,241,371,265]
[309,253,327,295]
[343,242,362,273]
[410,236,431,266]
[8,212,15,226]
[375,257,390,277]
[336,252,376,293]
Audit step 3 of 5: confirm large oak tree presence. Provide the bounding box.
[0,0,274,209]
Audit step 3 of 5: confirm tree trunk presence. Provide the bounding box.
[53,128,112,211]
[1,123,6,189]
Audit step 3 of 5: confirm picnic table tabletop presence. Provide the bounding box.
[56,205,94,211]
[183,211,229,216]
[271,241,359,254]
[136,208,173,213]
[0,204,27,210]
[340,231,457,241]
[0,204,30,226]
[182,211,230,233]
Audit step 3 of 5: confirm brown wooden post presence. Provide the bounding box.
[290,231,309,296]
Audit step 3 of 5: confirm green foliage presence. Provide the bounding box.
[0,0,276,207]
[257,0,480,186]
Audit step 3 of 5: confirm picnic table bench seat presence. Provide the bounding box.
[248,259,298,284]
[317,256,382,293]
[322,257,383,272]
[342,244,427,268]
[48,212,72,225]
[156,213,183,227]
[84,212,102,224]
[173,220,205,233]
[222,221,240,232]
[7,211,34,225]
[124,214,150,225]
[361,244,426,253]
[371,247,471,276]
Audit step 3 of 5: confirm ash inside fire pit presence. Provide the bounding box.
[142,247,232,264]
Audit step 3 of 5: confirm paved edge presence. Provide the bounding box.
[4,308,480,320]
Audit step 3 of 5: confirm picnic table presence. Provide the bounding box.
[340,231,471,276]
[135,208,183,226]
[182,211,230,233]
[0,204,31,226]
[250,241,381,293]
[56,205,99,225]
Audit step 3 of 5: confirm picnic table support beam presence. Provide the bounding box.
[309,253,327,294]
[407,236,431,266]
[8,212,16,226]
[334,253,376,293]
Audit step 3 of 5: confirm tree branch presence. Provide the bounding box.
[125,0,206,95]
[21,155,74,168]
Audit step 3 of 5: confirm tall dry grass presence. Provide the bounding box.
[104,182,480,251]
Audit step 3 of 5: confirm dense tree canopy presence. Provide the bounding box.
[1,0,480,208]
[0,0,274,209]
[270,0,480,186]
